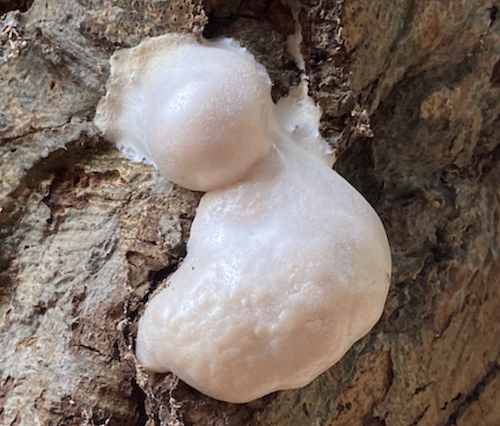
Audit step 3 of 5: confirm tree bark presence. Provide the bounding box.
[1,0,499,425]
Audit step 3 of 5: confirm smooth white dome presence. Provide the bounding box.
[96,34,392,404]
[95,34,273,191]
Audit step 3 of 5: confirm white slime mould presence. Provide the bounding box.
[95,33,391,404]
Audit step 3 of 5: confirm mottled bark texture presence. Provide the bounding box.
[0,0,499,425]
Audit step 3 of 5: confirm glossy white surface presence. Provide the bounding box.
[137,135,391,403]
[95,35,273,191]
[96,34,392,403]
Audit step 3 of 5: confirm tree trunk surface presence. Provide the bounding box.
[1,0,499,425]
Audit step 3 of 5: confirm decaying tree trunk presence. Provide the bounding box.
[1,0,499,425]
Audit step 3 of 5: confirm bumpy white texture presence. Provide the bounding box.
[275,82,335,167]
[95,34,273,191]
[95,34,392,404]
[137,136,391,403]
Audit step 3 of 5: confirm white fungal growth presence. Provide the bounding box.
[95,35,273,192]
[95,33,392,404]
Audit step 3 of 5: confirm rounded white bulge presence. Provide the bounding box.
[95,34,273,191]
[136,139,391,403]
[95,33,392,404]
